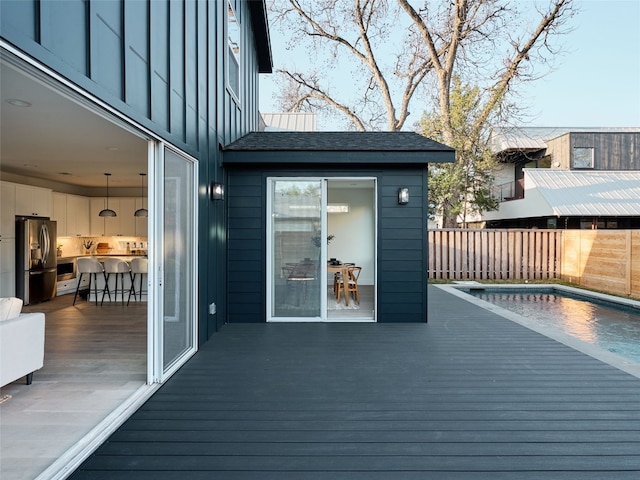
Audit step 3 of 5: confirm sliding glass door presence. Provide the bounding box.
[267,177,376,322]
[149,144,198,381]
[268,179,323,320]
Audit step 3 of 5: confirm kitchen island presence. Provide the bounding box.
[58,255,147,303]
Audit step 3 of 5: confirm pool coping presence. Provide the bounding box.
[436,283,640,380]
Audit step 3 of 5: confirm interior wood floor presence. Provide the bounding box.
[0,294,146,480]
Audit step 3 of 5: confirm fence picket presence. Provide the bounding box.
[427,229,639,299]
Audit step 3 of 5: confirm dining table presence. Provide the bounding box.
[327,262,354,306]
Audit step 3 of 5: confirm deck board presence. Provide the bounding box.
[69,285,640,478]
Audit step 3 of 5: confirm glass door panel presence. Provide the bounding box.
[158,146,197,377]
[270,180,322,319]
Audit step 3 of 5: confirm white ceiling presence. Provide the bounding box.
[1,58,148,189]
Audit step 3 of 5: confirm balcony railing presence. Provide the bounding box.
[492,179,524,202]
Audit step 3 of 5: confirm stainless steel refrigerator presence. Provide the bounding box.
[16,217,57,305]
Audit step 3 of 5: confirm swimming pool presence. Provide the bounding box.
[440,284,640,374]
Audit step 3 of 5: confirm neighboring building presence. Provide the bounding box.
[467,128,640,228]
[261,112,318,131]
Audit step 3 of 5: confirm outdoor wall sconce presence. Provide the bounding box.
[210,182,224,201]
[398,187,409,205]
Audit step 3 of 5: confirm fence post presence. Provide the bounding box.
[626,230,632,296]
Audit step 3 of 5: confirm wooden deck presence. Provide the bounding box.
[69,286,640,479]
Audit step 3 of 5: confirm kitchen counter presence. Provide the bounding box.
[59,253,147,260]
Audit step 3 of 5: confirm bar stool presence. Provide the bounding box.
[127,258,148,305]
[73,258,107,306]
[101,258,131,305]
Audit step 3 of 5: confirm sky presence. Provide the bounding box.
[259,0,640,130]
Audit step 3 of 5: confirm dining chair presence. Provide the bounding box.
[332,262,354,297]
[336,265,361,305]
[283,261,317,305]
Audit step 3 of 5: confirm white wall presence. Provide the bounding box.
[327,187,375,285]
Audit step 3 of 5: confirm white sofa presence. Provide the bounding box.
[0,297,45,387]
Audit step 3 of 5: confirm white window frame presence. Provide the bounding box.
[266,177,378,323]
[226,1,241,105]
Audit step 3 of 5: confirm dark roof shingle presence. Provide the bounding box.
[224,131,454,152]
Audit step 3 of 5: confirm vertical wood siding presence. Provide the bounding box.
[429,229,640,299]
[546,132,640,170]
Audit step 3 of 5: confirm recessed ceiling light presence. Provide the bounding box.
[6,98,32,107]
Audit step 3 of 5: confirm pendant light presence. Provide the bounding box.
[99,173,117,217]
[134,173,148,217]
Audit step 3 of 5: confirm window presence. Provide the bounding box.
[572,147,594,169]
[227,2,240,99]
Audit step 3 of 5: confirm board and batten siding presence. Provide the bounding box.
[226,168,429,323]
[1,0,263,147]
[1,0,267,341]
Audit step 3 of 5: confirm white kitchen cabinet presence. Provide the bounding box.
[90,197,106,236]
[52,192,67,235]
[67,194,90,236]
[103,198,131,236]
[57,278,77,296]
[0,181,16,238]
[15,184,52,218]
[134,198,148,236]
[90,197,137,236]
[53,193,90,237]
[0,237,16,297]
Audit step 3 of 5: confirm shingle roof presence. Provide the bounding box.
[224,131,454,152]
[527,170,640,216]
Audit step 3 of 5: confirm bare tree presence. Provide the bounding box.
[269,0,577,225]
[269,0,576,135]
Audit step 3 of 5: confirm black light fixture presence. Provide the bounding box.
[99,173,117,217]
[398,187,409,205]
[210,182,224,201]
[134,173,148,217]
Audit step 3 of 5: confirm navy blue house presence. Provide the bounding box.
[1,1,453,475]
[1,0,453,386]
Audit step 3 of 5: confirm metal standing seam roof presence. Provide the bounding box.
[525,169,640,216]
[489,127,640,154]
[261,113,318,132]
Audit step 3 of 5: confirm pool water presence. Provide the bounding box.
[465,288,640,363]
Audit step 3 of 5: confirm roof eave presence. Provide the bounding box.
[248,0,273,74]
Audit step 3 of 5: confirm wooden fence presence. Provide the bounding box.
[428,229,640,298]
[429,229,562,281]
